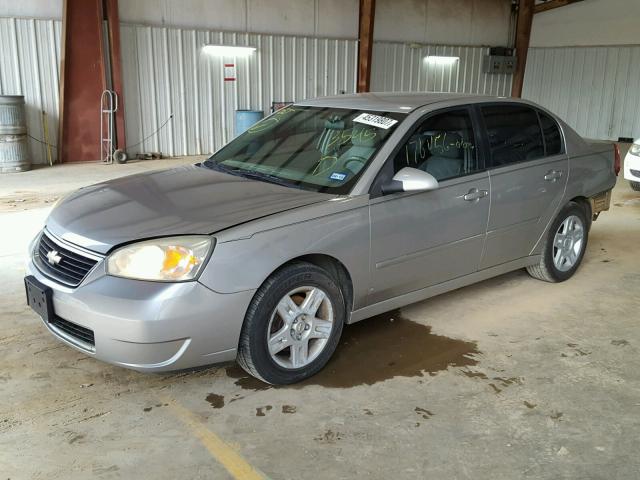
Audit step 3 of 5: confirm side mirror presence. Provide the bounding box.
[381,167,439,195]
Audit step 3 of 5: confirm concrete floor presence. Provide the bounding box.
[1,157,639,479]
[0,157,199,212]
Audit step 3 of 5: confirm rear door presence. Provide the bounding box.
[367,107,490,305]
[478,104,568,269]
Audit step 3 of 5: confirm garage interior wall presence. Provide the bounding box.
[370,0,514,101]
[120,24,358,157]
[0,17,61,164]
[523,45,640,141]
[522,0,640,140]
[1,0,518,164]
[371,42,513,97]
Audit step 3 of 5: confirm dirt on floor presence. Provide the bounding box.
[0,161,639,479]
[0,157,200,212]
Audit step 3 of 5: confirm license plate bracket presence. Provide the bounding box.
[25,275,54,323]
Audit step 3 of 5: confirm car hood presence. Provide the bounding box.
[46,164,333,254]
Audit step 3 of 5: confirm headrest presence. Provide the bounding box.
[351,123,378,148]
[428,132,463,159]
[324,117,345,130]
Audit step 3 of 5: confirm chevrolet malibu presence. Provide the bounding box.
[25,93,618,384]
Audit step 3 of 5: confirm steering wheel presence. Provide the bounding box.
[312,156,337,175]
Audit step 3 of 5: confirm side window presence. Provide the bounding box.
[481,105,544,167]
[392,109,479,181]
[538,111,563,156]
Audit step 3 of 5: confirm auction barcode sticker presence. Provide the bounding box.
[353,113,398,129]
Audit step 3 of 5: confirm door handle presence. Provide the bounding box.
[544,170,563,181]
[463,188,488,202]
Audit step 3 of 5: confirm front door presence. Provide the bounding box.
[478,104,569,268]
[368,108,490,305]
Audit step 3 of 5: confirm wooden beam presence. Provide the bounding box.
[534,0,584,14]
[357,0,375,93]
[511,0,535,98]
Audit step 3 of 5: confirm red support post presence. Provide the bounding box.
[511,0,535,98]
[105,0,126,151]
[58,0,109,162]
[357,0,376,93]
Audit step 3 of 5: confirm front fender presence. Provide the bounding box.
[197,204,371,310]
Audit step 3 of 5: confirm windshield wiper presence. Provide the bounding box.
[232,169,297,188]
[201,159,296,188]
[201,158,232,173]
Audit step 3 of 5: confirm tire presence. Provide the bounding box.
[114,149,128,164]
[527,201,589,283]
[237,262,346,385]
[630,181,640,192]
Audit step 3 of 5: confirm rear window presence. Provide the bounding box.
[481,105,545,167]
[538,111,563,156]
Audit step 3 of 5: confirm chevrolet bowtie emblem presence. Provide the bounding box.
[46,250,62,266]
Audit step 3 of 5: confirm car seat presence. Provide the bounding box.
[335,123,378,174]
[420,132,464,180]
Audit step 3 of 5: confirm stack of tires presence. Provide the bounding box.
[0,95,31,173]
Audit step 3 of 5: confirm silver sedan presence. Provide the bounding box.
[25,93,617,384]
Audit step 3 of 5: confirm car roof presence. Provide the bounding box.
[295,92,507,113]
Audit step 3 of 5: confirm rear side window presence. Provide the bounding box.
[538,111,563,155]
[481,105,544,167]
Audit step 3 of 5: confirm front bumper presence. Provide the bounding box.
[623,150,640,182]
[25,256,256,372]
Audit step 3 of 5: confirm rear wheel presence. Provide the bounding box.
[527,202,588,283]
[237,262,345,385]
[630,181,640,191]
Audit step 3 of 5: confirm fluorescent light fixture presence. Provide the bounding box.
[203,45,256,56]
[425,55,459,65]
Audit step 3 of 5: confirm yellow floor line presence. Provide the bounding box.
[163,396,267,480]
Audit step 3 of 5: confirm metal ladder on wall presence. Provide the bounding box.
[100,90,118,164]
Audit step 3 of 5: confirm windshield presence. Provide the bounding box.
[202,106,406,194]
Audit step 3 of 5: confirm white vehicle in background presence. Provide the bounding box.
[624,139,640,191]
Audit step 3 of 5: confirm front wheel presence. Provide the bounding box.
[237,262,345,385]
[630,181,640,191]
[527,201,589,283]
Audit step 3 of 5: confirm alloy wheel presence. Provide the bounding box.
[266,286,334,369]
[552,214,585,272]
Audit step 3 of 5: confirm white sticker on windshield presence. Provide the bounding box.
[353,113,398,130]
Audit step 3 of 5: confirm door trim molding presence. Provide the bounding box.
[375,233,485,270]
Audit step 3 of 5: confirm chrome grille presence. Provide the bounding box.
[34,231,100,287]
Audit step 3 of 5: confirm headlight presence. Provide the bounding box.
[630,144,640,157]
[106,236,214,281]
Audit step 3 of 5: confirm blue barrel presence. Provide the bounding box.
[235,110,264,137]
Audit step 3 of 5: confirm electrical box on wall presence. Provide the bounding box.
[483,47,516,75]
[483,55,517,74]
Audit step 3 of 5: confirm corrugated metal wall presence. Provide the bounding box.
[120,24,358,157]
[371,42,513,97]
[523,46,640,141]
[0,19,521,164]
[0,17,61,164]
